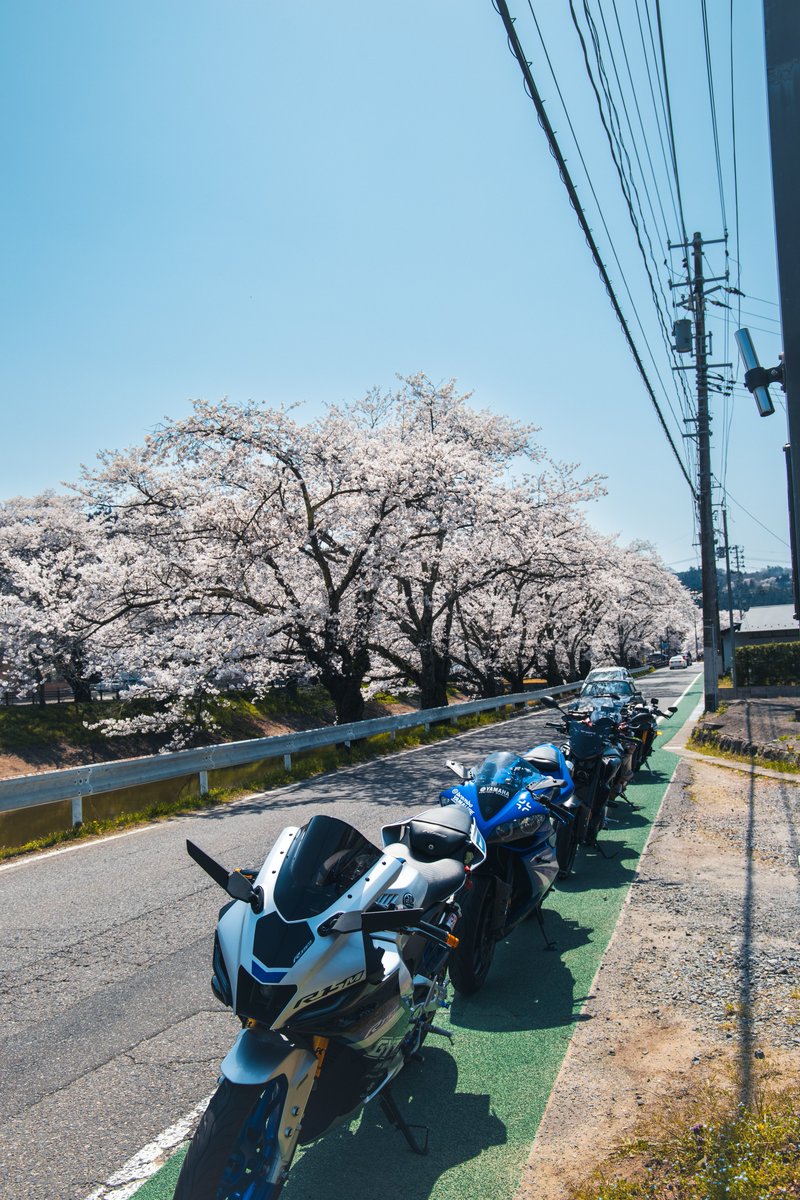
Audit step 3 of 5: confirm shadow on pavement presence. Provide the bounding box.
[450,909,592,1034]
[282,1047,506,1200]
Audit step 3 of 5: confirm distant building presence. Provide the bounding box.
[737,603,799,646]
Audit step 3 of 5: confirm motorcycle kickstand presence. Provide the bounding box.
[378,1085,429,1155]
[535,906,557,951]
[426,1024,453,1042]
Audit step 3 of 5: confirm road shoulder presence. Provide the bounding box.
[515,724,800,1199]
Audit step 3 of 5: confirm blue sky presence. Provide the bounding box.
[1,1,790,574]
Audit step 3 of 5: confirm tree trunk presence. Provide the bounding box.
[322,672,366,725]
[418,645,450,711]
[545,648,564,687]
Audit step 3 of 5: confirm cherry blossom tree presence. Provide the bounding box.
[369,375,604,706]
[591,541,696,666]
[78,392,436,723]
[0,493,110,703]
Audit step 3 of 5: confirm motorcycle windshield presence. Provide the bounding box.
[474,750,538,821]
[274,814,383,921]
[581,681,635,700]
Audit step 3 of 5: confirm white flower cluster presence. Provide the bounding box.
[0,375,696,733]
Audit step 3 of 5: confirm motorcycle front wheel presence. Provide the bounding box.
[173,1077,286,1200]
[448,876,496,995]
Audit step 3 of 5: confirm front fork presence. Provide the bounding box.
[220,1027,328,1185]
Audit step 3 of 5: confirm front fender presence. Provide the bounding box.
[221,1027,316,1087]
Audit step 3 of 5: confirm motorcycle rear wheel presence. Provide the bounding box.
[173,1077,286,1200]
[448,876,496,995]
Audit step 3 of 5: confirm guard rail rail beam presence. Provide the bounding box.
[0,670,651,825]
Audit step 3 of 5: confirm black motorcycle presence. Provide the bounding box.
[623,696,677,771]
[540,695,628,848]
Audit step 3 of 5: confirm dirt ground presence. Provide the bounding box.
[515,718,800,1200]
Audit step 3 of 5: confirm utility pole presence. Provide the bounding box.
[721,507,737,689]
[764,2,800,622]
[692,232,721,711]
[784,444,800,621]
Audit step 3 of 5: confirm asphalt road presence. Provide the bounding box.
[0,667,694,1200]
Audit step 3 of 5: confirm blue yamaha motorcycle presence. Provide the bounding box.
[439,747,579,994]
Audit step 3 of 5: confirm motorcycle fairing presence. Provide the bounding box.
[439,751,572,848]
[217,823,407,1030]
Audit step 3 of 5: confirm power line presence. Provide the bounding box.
[653,0,689,246]
[523,0,692,459]
[634,0,683,242]
[568,0,696,428]
[701,0,728,232]
[492,0,697,496]
[610,0,674,250]
[729,0,742,331]
[714,477,790,547]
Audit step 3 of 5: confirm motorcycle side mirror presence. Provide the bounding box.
[651,697,659,705]
[539,695,559,709]
[446,758,468,781]
[321,908,426,936]
[186,839,264,913]
[668,705,678,714]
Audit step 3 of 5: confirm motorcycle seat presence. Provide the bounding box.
[407,855,467,907]
[522,744,568,783]
[384,805,472,905]
[407,805,473,860]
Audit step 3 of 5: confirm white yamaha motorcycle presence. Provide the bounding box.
[174,805,485,1199]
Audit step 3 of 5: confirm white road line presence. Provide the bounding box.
[0,822,162,873]
[82,1093,212,1200]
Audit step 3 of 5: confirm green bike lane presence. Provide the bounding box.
[134,678,702,1200]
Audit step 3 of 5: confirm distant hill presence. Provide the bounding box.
[675,564,794,609]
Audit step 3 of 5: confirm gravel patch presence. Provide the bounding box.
[515,748,800,1200]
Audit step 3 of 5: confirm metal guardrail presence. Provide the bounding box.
[0,670,652,825]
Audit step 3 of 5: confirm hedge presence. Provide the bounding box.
[735,640,800,686]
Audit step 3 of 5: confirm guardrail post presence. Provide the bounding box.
[423,722,430,732]
[283,754,292,772]
[71,796,83,826]
[199,770,209,796]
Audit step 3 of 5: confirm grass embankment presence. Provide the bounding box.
[0,701,516,863]
[687,737,800,775]
[0,686,337,762]
[571,1076,800,1200]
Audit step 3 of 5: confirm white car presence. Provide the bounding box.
[668,654,688,669]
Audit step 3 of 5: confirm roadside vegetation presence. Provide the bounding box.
[688,736,800,775]
[570,1074,800,1199]
[0,685,339,764]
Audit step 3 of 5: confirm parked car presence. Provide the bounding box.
[668,654,688,670]
[583,666,634,686]
[575,678,642,704]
